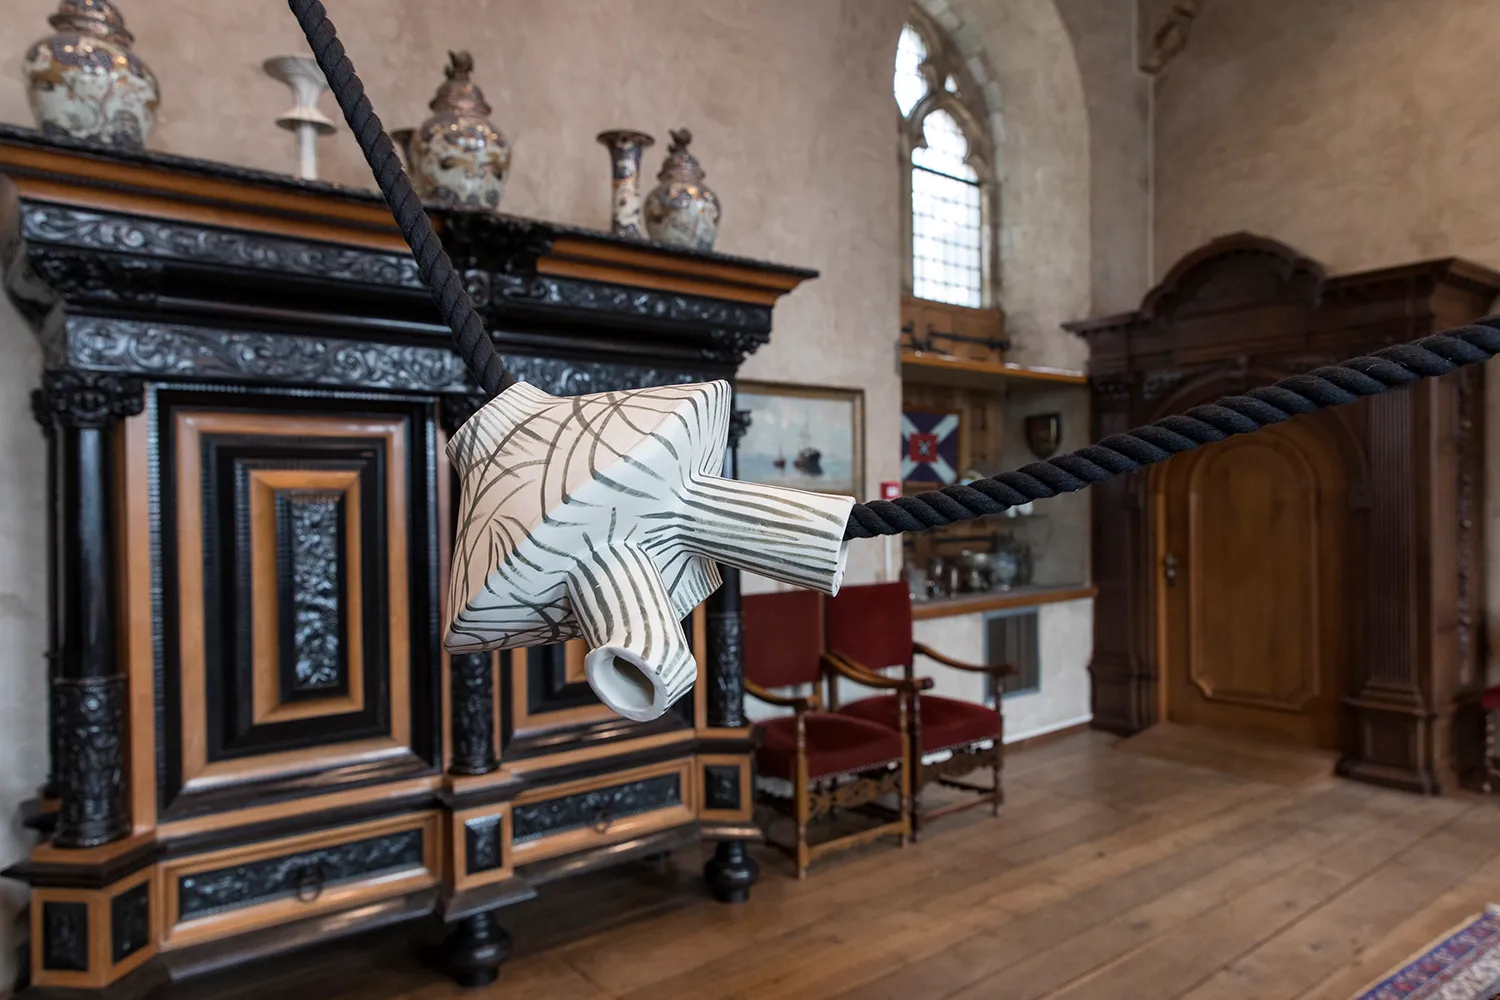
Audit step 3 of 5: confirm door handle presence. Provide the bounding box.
[1163,553,1178,584]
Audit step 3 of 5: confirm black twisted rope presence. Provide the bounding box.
[287,3,1500,545]
[286,0,513,398]
[844,321,1500,539]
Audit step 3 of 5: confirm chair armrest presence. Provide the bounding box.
[821,653,934,692]
[745,679,821,712]
[914,642,1018,676]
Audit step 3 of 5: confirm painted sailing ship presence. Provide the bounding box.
[794,447,823,475]
[792,427,823,475]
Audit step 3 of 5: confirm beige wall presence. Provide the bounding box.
[1155,0,1500,276]
[1151,0,1500,687]
[1057,0,1151,315]
[949,0,1093,370]
[0,285,45,998]
[0,1,1130,988]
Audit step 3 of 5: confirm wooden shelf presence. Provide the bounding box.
[900,350,1088,390]
[911,584,1097,621]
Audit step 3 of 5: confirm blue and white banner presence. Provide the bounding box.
[901,411,959,484]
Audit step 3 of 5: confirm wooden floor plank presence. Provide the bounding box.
[1292,840,1500,999]
[162,731,1500,1000]
[643,782,1293,1000]
[1182,803,1500,1000]
[610,777,1278,1000]
[829,781,1406,1000]
[1035,794,1474,1000]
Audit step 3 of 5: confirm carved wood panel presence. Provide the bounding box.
[157,397,439,818]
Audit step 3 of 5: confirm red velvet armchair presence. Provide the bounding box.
[824,581,1012,839]
[741,589,915,878]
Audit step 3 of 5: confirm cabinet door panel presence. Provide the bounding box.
[157,397,439,818]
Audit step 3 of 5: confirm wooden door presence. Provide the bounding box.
[1158,409,1350,750]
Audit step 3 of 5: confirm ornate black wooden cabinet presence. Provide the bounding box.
[0,127,812,996]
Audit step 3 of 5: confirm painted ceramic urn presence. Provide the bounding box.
[395,51,510,210]
[445,379,853,723]
[644,128,722,251]
[23,0,159,150]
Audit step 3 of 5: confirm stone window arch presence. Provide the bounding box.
[895,8,998,309]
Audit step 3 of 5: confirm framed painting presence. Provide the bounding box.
[735,381,865,498]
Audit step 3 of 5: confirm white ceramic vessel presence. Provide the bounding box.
[263,55,335,181]
[445,380,853,722]
[23,0,159,150]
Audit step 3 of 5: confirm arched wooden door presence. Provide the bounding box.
[1156,408,1351,750]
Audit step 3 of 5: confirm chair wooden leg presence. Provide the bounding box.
[991,754,1003,816]
[1486,710,1497,795]
[899,695,913,847]
[795,715,810,879]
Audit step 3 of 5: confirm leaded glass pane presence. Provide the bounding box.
[911,110,982,307]
[894,24,929,117]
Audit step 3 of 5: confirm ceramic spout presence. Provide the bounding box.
[566,542,698,721]
[667,476,853,595]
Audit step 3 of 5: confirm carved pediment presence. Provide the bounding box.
[1141,232,1326,322]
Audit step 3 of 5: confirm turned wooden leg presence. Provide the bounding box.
[443,911,513,989]
[1486,710,1497,795]
[898,696,912,848]
[794,716,810,880]
[703,840,760,904]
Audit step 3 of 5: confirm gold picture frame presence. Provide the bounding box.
[735,380,866,499]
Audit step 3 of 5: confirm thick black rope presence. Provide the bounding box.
[845,320,1500,539]
[287,2,1500,543]
[287,0,513,397]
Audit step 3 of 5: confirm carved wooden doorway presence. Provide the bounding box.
[1156,407,1352,750]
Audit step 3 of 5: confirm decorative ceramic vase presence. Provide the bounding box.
[23,0,159,150]
[445,379,853,723]
[596,129,655,240]
[396,51,510,210]
[263,55,335,181]
[644,128,721,251]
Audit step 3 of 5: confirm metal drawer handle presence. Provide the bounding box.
[294,864,325,903]
[591,808,614,834]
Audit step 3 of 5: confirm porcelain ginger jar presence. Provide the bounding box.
[23,0,159,150]
[644,128,721,251]
[396,51,510,210]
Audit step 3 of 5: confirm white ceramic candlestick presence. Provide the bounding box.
[446,380,854,722]
[263,55,335,180]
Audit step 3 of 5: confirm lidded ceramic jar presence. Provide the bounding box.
[644,128,721,251]
[23,0,160,150]
[396,51,511,210]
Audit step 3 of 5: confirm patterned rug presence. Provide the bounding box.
[1356,906,1500,1000]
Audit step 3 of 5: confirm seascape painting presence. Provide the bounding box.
[736,381,865,498]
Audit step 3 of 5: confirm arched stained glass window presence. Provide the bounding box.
[894,13,995,309]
